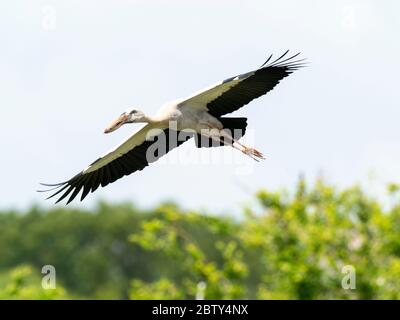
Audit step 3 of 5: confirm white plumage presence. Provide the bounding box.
[40,51,305,204]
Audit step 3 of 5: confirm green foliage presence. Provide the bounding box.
[130,278,183,300]
[0,265,68,299]
[0,180,399,299]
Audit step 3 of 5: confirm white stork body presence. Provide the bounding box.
[40,51,305,204]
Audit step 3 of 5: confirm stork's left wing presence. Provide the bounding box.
[179,51,305,117]
[40,125,193,204]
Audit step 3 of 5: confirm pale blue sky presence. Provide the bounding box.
[1,0,399,212]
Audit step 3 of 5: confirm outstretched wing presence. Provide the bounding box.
[40,125,193,204]
[179,51,305,117]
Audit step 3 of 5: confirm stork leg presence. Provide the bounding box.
[204,125,265,161]
[232,141,265,161]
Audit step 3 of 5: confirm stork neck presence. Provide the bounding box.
[140,115,160,125]
[144,113,170,125]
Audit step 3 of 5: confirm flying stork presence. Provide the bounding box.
[40,51,305,204]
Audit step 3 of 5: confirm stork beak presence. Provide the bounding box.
[104,114,129,134]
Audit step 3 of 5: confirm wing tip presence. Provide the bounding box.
[260,50,308,70]
[39,173,84,205]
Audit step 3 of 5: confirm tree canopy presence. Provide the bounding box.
[1,180,399,299]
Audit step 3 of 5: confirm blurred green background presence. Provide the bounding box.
[1,179,399,299]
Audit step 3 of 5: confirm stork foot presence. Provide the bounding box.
[233,142,265,161]
[244,146,265,161]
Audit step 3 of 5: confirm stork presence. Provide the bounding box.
[40,51,305,204]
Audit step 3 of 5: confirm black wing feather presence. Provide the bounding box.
[43,129,193,204]
[207,52,306,117]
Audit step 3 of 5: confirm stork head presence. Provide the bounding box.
[104,108,147,133]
